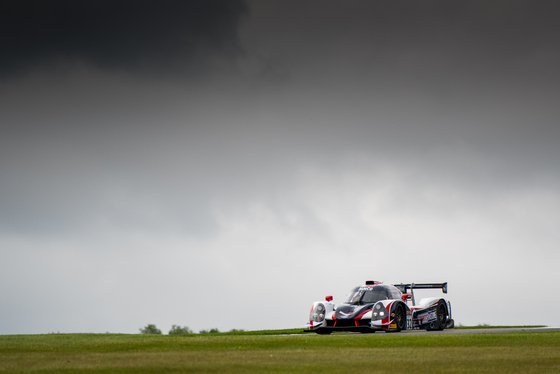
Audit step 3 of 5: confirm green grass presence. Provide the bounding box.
[454,325,546,329]
[1,330,559,373]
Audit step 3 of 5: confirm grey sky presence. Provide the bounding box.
[1,1,559,334]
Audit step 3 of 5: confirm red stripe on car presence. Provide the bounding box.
[382,301,393,324]
[354,308,372,321]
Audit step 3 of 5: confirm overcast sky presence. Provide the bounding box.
[1,0,559,334]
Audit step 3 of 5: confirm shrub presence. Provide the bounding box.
[139,324,162,335]
[168,325,193,335]
[199,328,220,334]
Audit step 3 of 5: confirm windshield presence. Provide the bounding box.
[343,287,389,305]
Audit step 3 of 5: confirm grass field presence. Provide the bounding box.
[1,329,559,373]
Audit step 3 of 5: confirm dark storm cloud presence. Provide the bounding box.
[255,0,560,82]
[246,0,560,153]
[0,0,248,76]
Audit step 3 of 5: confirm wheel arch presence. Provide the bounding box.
[437,298,449,315]
[390,300,410,313]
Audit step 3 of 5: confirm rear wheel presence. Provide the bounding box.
[393,303,406,331]
[435,300,448,330]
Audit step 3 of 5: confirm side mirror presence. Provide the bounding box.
[402,294,411,302]
[325,295,333,302]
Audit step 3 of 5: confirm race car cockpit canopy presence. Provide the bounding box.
[343,284,402,305]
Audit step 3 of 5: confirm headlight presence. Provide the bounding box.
[310,304,326,322]
[372,302,389,321]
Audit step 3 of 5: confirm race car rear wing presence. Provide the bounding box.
[393,282,447,294]
[393,282,448,305]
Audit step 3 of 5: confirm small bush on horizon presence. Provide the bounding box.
[168,325,193,335]
[139,324,162,335]
[229,328,245,333]
[199,328,220,334]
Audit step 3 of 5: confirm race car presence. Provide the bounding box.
[305,280,454,334]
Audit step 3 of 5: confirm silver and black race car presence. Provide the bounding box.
[306,280,454,334]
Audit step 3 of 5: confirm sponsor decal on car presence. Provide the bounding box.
[418,309,437,324]
[358,286,375,291]
[428,309,437,322]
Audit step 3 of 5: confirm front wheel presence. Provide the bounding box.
[316,329,332,335]
[393,303,406,332]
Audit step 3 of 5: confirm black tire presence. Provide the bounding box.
[316,329,332,335]
[393,303,406,332]
[435,300,448,330]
